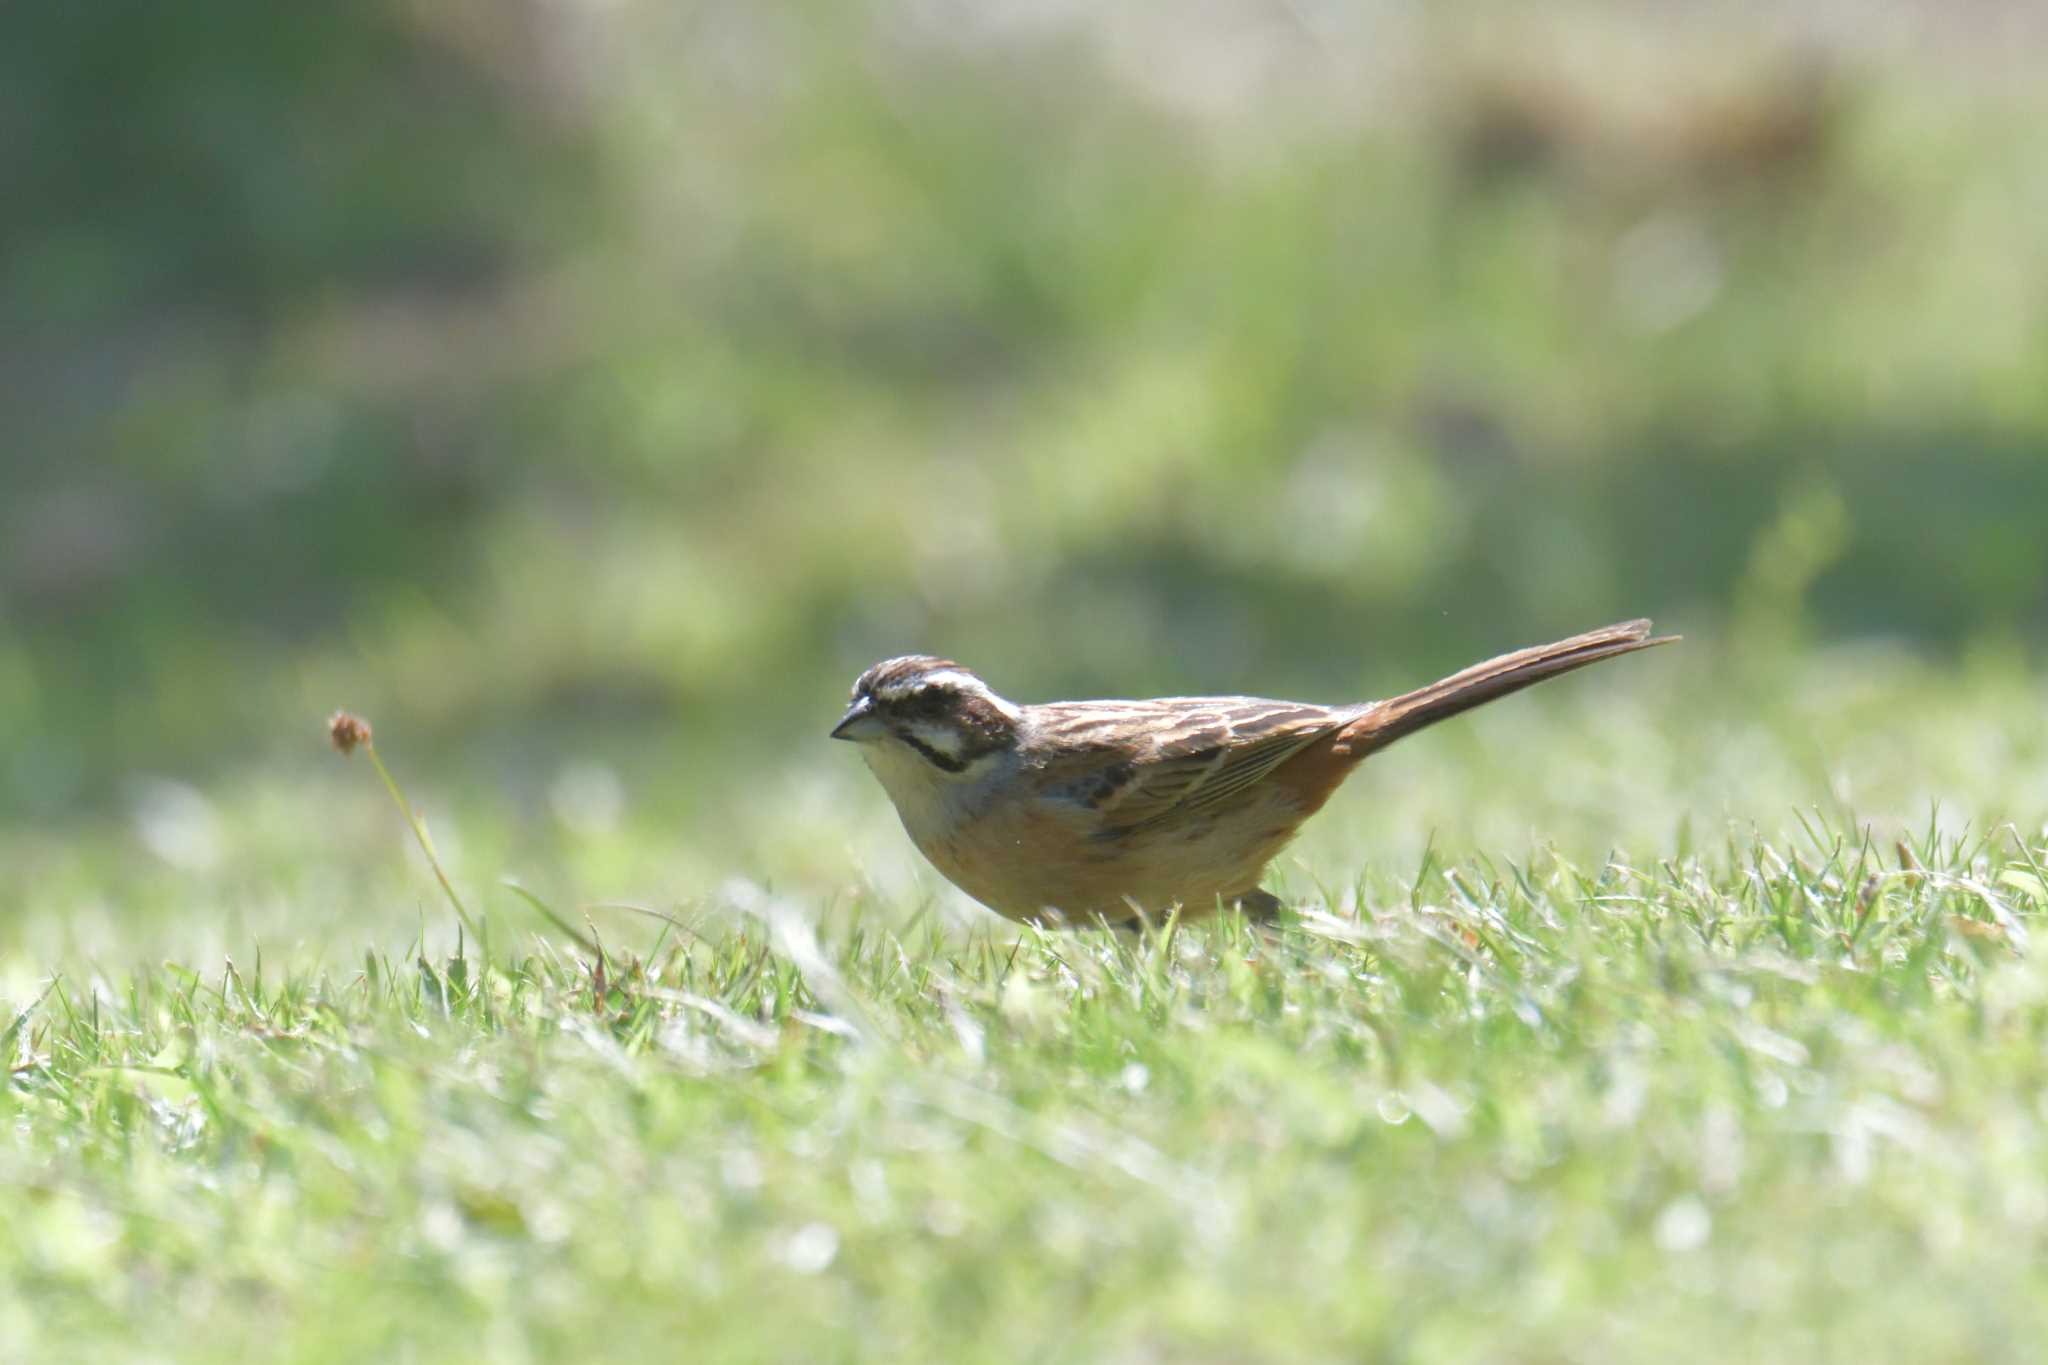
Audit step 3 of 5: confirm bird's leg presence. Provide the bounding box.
[1232,889,1284,920]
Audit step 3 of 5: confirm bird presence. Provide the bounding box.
[832,619,1676,926]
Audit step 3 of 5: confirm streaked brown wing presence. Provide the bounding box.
[1033,698,1351,834]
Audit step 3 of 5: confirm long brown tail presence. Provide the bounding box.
[1344,619,1678,754]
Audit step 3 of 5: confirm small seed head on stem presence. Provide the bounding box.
[328,711,373,756]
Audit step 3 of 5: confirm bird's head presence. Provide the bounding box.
[832,656,1021,777]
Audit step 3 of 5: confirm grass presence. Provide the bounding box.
[8,681,2048,1361]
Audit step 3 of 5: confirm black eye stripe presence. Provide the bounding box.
[876,684,952,714]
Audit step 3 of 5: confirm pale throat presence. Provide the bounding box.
[859,738,1000,839]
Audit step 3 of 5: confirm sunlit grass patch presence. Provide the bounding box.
[6,816,2048,1361]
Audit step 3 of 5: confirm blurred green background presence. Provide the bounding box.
[5,0,2047,951]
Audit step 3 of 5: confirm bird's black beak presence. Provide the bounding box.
[831,695,884,742]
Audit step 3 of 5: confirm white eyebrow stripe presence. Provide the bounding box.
[914,670,983,692]
[875,669,988,699]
